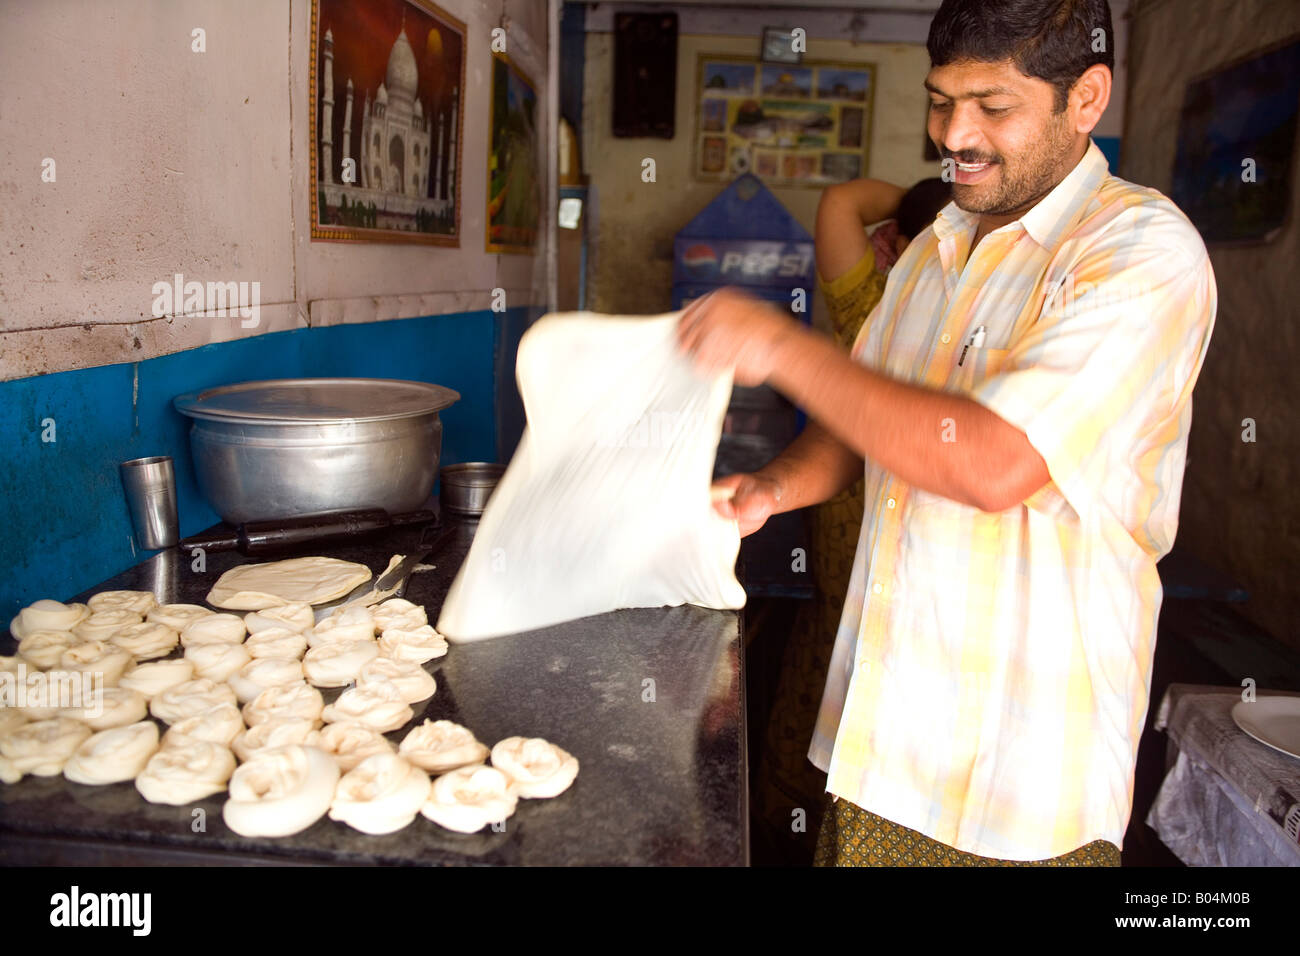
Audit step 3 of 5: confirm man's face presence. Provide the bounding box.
[925,59,1079,220]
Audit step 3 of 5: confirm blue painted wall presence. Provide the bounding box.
[0,307,536,622]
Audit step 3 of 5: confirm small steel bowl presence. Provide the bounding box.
[440,463,505,516]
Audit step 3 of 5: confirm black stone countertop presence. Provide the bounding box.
[0,517,748,866]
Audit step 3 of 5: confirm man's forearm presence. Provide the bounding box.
[752,420,864,514]
[765,325,1043,511]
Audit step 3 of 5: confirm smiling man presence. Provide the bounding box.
[677,0,1217,865]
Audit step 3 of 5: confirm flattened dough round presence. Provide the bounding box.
[206,557,373,610]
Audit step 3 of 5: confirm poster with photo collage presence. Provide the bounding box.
[695,55,875,187]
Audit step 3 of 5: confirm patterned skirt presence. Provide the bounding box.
[813,794,1121,867]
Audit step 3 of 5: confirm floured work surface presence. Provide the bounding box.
[437,311,746,642]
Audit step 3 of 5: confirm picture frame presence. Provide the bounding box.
[485,53,542,255]
[695,53,875,188]
[760,27,803,65]
[309,0,465,245]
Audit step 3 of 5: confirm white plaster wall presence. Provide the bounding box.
[0,0,552,380]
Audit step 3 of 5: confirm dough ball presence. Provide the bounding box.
[147,603,217,631]
[420,764,518,833]
[87,590,158,616]
[62,687,149,731]
[73,609,143,643]
[222,745,339,837]
[180,614,247,648]
[162,703,245,748]
[119,658,195,699]
[58,641,133,688]
[150,678,238,724]
[110,621,180,661]
[185,641,251,683]
[302,640,379,688]
[0,708,29,737]
[305,721,395,772]
[399,719,487,774]
[320,680,413,733]
[17,630,78,670]
[232,716,317,763]
[377,625,448,664]
[244,603,314,635]
[227,657,305,704]
[19,599,90,634]
[490,736,579,799]
[135,739,236,804]
[371,598,428,632]
[329,753,431,835]
[0,655,22,674]
[0,717,93,783]
[307,606,376,648]
[358,658,436,704]
[63,720,160,785]
[243,627,308,661]
[242,681,323,727]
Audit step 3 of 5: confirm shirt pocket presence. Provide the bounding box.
[951,346,1011,393]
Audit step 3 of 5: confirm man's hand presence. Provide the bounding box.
[710,472,782,537]
[676,287,799,387]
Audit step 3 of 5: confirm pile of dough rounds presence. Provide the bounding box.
[399,720,486,773]
[0,717,93,782]
[119,659,194,698]
[135,739,236,805]
[303,640,378,687]
[222,745,340,837]
[110,621,179,660]
[329,753,431,835]
[150,678,238,724]
[306,722,395,772]
[358,658,436,704]
[320,681,412,733]
[420,765,519,833]
[64,721,160,785]
[490,737,580,799]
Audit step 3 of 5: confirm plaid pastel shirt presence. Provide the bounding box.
[808,140,1218,860]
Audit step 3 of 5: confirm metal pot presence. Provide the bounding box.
[174,378,460,524]
[440,462,505,516]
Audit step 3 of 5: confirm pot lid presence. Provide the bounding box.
[174,378,460,424]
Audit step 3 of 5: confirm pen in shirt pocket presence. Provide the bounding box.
[957,325,986,367]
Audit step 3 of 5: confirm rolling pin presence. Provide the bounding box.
[180,509,436,555]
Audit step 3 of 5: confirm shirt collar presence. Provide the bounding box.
[932,138,1110,251]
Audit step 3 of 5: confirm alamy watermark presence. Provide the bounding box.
[151,273,260,328]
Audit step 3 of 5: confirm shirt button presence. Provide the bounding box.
[872,582,883,595]
[940,333,951,344]
[886,497,896,509]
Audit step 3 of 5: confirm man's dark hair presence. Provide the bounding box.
[897,178,953,240]
[927,0,1114,113]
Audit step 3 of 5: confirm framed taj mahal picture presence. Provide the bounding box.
[310,0,465,244]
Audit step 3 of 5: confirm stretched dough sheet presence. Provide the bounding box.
[206,557,373,610]
[437,310,746,642]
